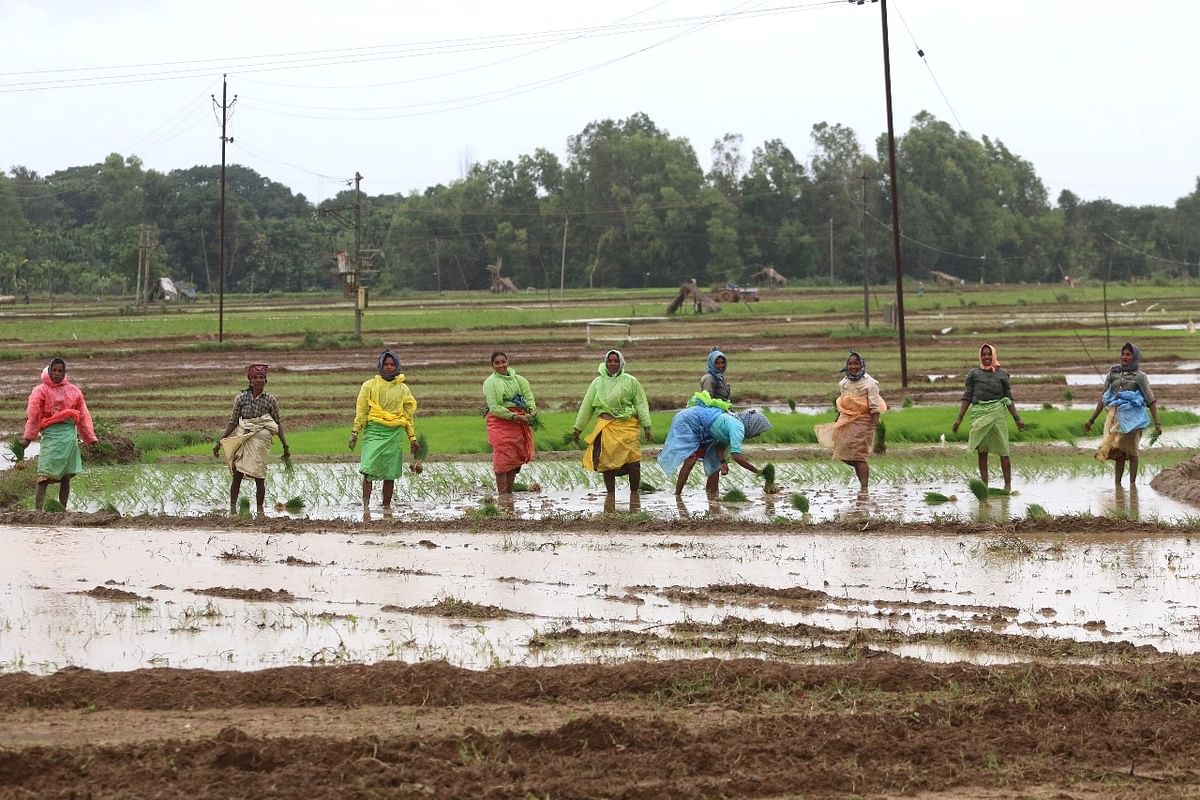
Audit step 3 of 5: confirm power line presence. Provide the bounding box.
[0,3,845,94]
[891,0,964,132]
[1103,232,1196,267]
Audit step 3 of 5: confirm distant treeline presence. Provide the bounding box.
[2,110,1198,297]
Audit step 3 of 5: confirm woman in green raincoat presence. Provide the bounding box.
[570,350,652,499]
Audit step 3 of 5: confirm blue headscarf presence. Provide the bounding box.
[841,351,866,381]
[706,347,727,378]
[1111,342,1140,374]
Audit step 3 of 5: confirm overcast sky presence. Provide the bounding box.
[4,0,1198,208]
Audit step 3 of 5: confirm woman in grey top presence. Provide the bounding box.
[952,344,1024,492]
[1083,342,1161,486]
[699,347,730,402]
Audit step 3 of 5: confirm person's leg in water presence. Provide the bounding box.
[1000,456,1013,493]
[34,479,49,511]
[253,477,266,514]
[977,453,989,488]
[1128,455,1139,486]
[1114,454,1127,486]
[627,462,641,499]
[361,478,373,508]
[229,471,245,513]
[381,479,395,510]
[844,460,869,493]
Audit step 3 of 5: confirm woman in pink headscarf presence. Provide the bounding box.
[20,357,97,510]
[214,364,290,514]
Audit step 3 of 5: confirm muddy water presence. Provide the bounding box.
[69,460,1200,524]
[2,524,1200,674]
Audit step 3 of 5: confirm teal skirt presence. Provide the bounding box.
[359,421,405,481]
[37,420,83,482]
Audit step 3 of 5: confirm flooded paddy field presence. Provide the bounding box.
[5,520,1200,676]
[66,455,1200,524]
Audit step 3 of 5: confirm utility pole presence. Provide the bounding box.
[559,215,569,298]
[320,171,378,338]
[828,218,834,286]
[213,74,236,342]
[879,0,908,387]
[861,171,870,328]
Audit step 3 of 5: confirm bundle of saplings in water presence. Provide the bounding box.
[760,463,778,493]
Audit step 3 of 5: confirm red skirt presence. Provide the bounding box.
[487,409,535,474]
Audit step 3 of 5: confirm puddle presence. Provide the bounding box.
[2,524,1199,675]
[1064,373,1200,386]
[0,441,38,471]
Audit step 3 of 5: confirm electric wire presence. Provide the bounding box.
[891,0,964,132]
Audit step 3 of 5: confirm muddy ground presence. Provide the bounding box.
[4,658,1200,798]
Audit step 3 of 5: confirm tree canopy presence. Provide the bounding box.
[2,112,1196,297]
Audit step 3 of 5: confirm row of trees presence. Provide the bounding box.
[2,111,1199,297]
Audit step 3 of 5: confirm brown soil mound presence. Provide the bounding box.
[1151,453,1200,505]
[187,587,296,602]
[82,433,139,465]
[2,659,1200,798]
[72,586,151,601]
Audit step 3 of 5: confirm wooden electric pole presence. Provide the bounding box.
[213,75,236,342]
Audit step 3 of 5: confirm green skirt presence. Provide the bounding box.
[37,420,83,482]
[966,398,1012,456]
[359,421,405,481]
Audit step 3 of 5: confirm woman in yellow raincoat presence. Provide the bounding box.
[349,350,419,512]
[952,344,1025,493]
[814,352,886,494]
[571,350,652,500]
[213,364,290,514]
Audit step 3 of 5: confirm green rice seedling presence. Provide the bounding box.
[1063,390,1074,402]
[284,496,306,512]
[1042,402,1053,410]
[8,440,24,462]
[101,501,119,514]
[42,498,66,512]
[988,487,1012,497]
[924,492,956,504]
[237,496,251,514]
[760,463,776,485]
[873,420,886,454]
[722,488,748,503]
[414,433,430,460]
[902,396,914,408]
[528,414,545,431]
[790,493,810,513]
[638,480,659,493]
[787,398,796,412]
[1026,504,1049,519]
[968,478,988,501]
[1148,428,1161,447]
[467,501,502,519]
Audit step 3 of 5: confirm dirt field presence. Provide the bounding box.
[4,657,1200,799]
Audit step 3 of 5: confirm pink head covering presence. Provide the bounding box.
[246,364,269,381]
[978,344,999,372]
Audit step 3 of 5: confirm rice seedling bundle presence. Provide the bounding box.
[790,493,810,512]
[722,488,748,503]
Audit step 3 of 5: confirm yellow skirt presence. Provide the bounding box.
[581,417,642,473]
